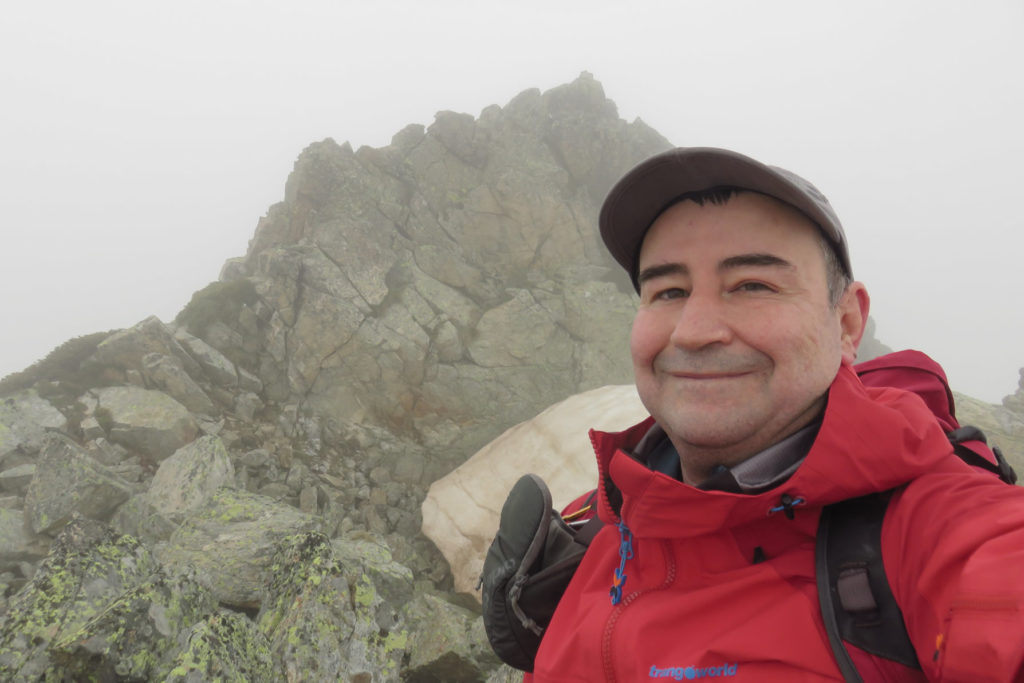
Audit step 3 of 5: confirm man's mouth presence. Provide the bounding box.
[668,371,751,380]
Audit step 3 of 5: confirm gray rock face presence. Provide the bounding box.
[402,594,501,681]
[0,517,495,682]
[0,508,48,572]
[174,328,240,387]
[0,516,159,680]
[211,72,668,463]
[109,492,180,545]
[142,352,217,415]
[156,488,326,606]
[94,385,198,460]
[956,390,1024,473]
[0,389,67,462]
[23,433,134,535]
[258,532,393,681]
[89,315,202,380]
[1003,368,1024,415]
[0,463,34,494]
[147,435,234,518]
[50,566,216,680]
[165,611,279,682]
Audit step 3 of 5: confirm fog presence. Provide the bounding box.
[2,0,1022,403]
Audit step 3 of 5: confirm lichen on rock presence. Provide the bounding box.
[0,516,158,680]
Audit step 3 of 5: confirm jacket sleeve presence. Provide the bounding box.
[884,467,1024,681]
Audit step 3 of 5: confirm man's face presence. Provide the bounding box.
[630,192,864,482]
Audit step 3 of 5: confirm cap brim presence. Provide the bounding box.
[599,147,849,286]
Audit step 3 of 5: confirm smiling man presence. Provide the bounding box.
[501,148,1024,682]
[631,190,868,483]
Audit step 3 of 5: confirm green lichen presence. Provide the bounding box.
[0,518,157,680]
[353,575,376,608]
[384,628,408,652]
[50,569,215,680]
[164,612,276,682]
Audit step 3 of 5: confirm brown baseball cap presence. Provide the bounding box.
[599,147,852,290]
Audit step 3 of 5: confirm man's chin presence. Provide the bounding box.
[657,401,771,441]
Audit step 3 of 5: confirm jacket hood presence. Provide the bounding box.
[589,363,955,539]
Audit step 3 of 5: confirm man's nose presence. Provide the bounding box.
[667,292,733,349]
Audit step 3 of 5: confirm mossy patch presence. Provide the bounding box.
[175,279,258,337]
[164,612,277,682]
[0,330,116,397]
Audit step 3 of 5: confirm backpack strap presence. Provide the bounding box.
[947,426,1018,485]
[816,492,922,682]
[571,514,604,546]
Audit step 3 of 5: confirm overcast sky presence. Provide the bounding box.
[2,0,1022,403]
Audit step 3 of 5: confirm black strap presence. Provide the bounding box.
[817,492,922,682]
[571,515,604,546]
[947,425,1018,485]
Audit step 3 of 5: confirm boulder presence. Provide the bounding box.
[164,611,278,682]
[954,390,1024,473]
[23,433,134,535]
[50,566,216,681]
[89,315,202,378]
[141,352,217,415]
[422,384,647,595]
[109,493,180,545]
[401,595,500,681]
[156,488,326,606]
[0,516,158,680]
[147,435,234,518]
[234,390,264,421]
[0,389,67,462]
[331,536,416,631]
[0,507,48,572]
[0,463,35,494]
[173,327,240,387]
[94,385,198,460]
[258,532,390,681]
[80,416,105,440]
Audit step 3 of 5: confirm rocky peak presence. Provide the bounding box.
[0,73,671,680]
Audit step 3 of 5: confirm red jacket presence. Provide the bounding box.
[529,364,1024,682]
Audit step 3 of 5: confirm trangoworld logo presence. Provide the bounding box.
[649,663,739,679]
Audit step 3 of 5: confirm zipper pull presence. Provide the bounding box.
[609,519,634,605]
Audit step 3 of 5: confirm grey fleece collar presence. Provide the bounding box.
[637,419,821,494]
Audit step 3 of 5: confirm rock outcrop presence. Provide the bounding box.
[1003,369,1024,414]
[0,73,670,680]
[211,72,665,465]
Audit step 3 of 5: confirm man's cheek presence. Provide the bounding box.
[630,312,666,362]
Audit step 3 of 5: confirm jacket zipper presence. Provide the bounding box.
[600,538,677,682]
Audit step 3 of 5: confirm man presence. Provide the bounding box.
[525,148,1024,681]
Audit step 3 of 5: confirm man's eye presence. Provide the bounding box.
[655,287,689,300]
[734,281,775,293]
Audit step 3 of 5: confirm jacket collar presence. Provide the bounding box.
[589,364,954,538]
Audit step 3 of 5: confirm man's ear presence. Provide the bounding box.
[838,282,870,365]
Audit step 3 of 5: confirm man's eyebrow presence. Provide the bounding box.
[636,262,688,287]
[637,254,795,288]
[719,253,794,271]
